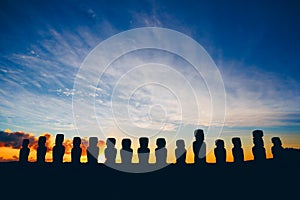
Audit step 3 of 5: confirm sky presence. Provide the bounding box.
[0,0,299,163]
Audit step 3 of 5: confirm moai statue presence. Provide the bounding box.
[175,139,186,165]
[19,139,30,163]
[155,138,167,165]
[87,137,99,165]
[232,137,244,164]
[120,138,133,165]
[104,138,117,165]
[271,137,284,161]
[252,130,266,162]
[37,136,47,163]
[138,137,150,165]
[71,137,82,164]
[214,139,226,164]
[193,129,206,165]
[52,134,65,164]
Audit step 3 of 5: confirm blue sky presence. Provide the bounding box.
[0,0,299,148]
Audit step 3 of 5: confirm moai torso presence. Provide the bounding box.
[214,139,226,164]
[138,137,150,164]
[252,130,266,162]
[87,137,99,164]
[155,138,167,165]
[232,137,244,163]
[19,139,30,163]
[53,134,65,163]
[193,129,206,165]
[175,139,186,165]
[71,137,82,164]
[37,136,47,163]
[120,138,133,165]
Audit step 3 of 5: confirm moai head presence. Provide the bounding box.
[232,137,242,148]
[22,139,29,148]
[89,137,98,147]
[252,130,264,138]
[194,129,204,142]
[215,139,225,148]
[139,137,149,148]
[73,137,81,148]
[122,138,132,150]
[253,137,264,146]
[176,139,185,149]
[38,136,46,146]
[106,138,116,148]
[55,134,64,145]
[271,137,282,146]
[156,138,166,149]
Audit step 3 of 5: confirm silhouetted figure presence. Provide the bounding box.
[155,138,167,165]
[37,136,47,163]
[19,139,30,163]
[138,137,150,165]
[71,137,82,164]
[104,138,117,165]
[214,139,226,164]
[120,138,133,165]
[193,129,206,165]
[252,130,266,162]
[232,137,244,163]
[271,137,284,161]
[175,139,186,165]
[52,134,65,164]
[87,137,99,165]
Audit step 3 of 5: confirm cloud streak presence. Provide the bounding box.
[0,1,299,144]
[220,61,300,127]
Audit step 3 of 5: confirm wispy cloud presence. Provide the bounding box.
[2,24,299,140]
[0,2,299,143]
[0,25,99,136]
[220,61,300,127]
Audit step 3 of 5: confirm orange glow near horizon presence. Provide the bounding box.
[0,145,274,163]
[1,129,300,163]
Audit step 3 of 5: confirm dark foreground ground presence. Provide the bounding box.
[0,159,299,199]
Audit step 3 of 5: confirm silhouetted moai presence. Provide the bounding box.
[71,137,82,164]
[87,137,99,165]
[104,138,117,165]
[232,137,244,163]
[193,129,206,165]
[19,139,30,163]
[175,139,186,165]
[214,139,226,164]
[37,136,47,163]
[120,138,133,165]
[138,137,150,165]
[155,138,167,165]
[271,137,284,161]
[252,130,266,162]
[52,134,65,164]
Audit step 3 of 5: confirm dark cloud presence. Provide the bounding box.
[0,130,106,157]
[0,131,56,153]
[0,131,36,149]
